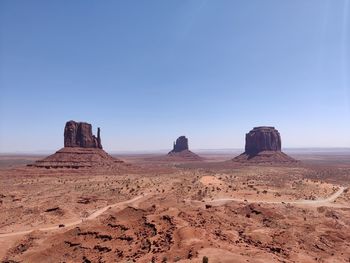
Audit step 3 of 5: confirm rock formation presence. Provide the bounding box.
[245,127,281,155]
[169,136,189,153]
[64,121,102,149]
[29,121,123,169]
[233,126,297,163]
[165,136,203,161]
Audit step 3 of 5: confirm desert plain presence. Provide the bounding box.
[0,150,350,263]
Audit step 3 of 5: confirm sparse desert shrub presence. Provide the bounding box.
[203,256,209,263]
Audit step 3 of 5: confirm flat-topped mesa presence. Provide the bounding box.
[64,121,102,149]
[245,126,281,155]
[169,136,189,153]
[233,126,297,163]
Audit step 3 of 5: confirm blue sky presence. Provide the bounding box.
[1,0,350,152]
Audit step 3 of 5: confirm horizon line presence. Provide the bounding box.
[1,147,350,155]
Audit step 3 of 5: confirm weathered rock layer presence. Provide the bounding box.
[30,147,123,169]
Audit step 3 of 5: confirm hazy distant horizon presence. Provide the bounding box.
[1,0,349,152]
[1,147,350,156]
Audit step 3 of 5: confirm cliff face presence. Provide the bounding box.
[169,136,189,153]
[245,127,281,155]
[64,121,102,149]
[233,126,297,164]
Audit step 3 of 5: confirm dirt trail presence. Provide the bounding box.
[0,194,147,238]
[296,186,346,205]
[190,187,348,207]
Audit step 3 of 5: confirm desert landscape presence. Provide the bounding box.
[0,122,349,263]
[1,2,350,262]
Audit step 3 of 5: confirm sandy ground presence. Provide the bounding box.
[0,152,350,262]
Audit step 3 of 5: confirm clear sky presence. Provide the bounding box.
[1,0,350,153]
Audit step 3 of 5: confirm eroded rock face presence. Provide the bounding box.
[64,121,102,149]
[233,126,297,163]
[170,136,189,153]
[245,127,281,155]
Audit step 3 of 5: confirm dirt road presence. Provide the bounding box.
[189,187,348,207]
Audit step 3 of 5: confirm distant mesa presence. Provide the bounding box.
[166,136,203,161]
[233,126,297,163]
[29,120,123,169]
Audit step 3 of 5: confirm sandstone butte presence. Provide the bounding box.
[233,126,297,163]
[166,136,203,161]
[64,120,102,149]
[29,121,123,169]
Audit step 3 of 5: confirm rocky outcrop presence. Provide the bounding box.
[164,136,203,161]
[64,121,102,149]
[169,136,189,153]
[245,127,281,155]
[233,126,297,164]
[29,120,124,169]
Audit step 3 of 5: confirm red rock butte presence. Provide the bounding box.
[233,126,297,163]
[169,136,189,153]
[29,121,123,169]
[64,120,102,149]
[166,136,203,161]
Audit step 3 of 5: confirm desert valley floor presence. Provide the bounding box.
[0,151,350,263]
